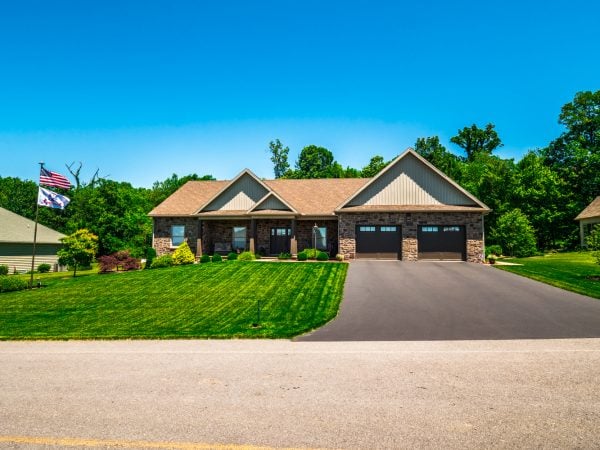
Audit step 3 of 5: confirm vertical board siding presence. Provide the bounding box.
[348,153,475,206]
[254,195,290,211]
[205,173,269,211]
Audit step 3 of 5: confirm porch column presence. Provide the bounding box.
[250,218,256,253]
[580,221,585,247]
[290,218,298,255]
[196,219,203,257]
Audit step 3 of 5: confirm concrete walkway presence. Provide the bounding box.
[299,261,600,341]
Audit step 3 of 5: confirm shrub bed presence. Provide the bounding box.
[0,276,28,293]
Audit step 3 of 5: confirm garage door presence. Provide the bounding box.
[417,225,466,260]
[356,225,401,259]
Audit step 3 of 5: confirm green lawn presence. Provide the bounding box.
[495,252,600,299]
[0,262,347,340]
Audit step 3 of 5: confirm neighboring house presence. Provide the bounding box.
[0,207,65,273]
[150,148,490,262]
[575,196,600,247]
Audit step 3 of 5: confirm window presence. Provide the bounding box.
[232,226,247,250]
[359,226,376,232]
[421,226,439,232]
[443,226,461,232]
[171,225,185,246]
[271,228,291,236]
[380,226,397,232]
[315,227,327,250]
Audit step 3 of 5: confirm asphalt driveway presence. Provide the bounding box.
[298,261,600,341]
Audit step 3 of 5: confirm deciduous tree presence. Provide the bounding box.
[57,229,98,277]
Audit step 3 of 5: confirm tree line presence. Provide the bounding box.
[0,90,597,258]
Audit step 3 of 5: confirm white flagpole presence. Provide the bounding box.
[30,162,44,289]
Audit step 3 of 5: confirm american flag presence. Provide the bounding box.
[40,167,71,189]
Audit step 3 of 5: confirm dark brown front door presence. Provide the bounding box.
[417,225,466,260]
[355,225,401,259]
[270,227,291,255]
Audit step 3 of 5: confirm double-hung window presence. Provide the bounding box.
[171,225,185,246]
[315,227,327,250]
[232,226,247,250]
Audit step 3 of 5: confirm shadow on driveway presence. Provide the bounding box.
[297,261,600,341]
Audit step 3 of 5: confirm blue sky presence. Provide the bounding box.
[1,0,598,187]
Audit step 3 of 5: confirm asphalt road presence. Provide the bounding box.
[299,261,600,341]
[1,339,600,449]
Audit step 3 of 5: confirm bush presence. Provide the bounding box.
[302,248,318,259]
[227,252,238,261]
[211,254,223,262]
[238,251,256,261]
[172,242,195,265]
[587,225,600,251]
[144,247,157,269]
[98,255,118,273]
[0,276,28,293]
[0,265,9,276]
[485,245,503,258]
[316,251,329,261]
[297,251,308,261]
[199,254,211,263]
[335,253,344,261]
[278,252,292,260]
[37,263,51,273]
[490,209,537,258]
[150,254,173,268]
[98,251,140,272]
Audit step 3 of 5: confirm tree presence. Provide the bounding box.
[360,155,388,178]
[414,137,462,180]
[57,229,99,277]
[450,123,503,161]
[489,209,537,257]
[268,139,290,179]
[294,145,338,179]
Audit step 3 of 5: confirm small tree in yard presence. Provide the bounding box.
[490,209,537,257]
[172,242,195,265]
[57,229,99,277]
[587,225,600,268]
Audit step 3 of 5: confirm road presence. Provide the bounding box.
[2,339,600,449]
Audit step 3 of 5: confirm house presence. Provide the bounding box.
[149,148,490,262]
[575,196,600,247]
[0,207,65,273]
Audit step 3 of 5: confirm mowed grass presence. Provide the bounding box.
[495,252,600,299]
[0,262,348,339]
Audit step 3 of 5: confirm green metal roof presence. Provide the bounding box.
[0,207,65,244]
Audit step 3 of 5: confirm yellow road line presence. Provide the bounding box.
[0,435,313,450]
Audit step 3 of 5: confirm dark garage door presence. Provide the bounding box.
[356,225,401,259]
[418,225,466,260]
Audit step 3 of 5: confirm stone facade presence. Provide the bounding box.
[153,217,199,256]
[338,212,484,262]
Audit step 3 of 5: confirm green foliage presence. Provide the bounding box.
[278,252,292,260]
[316,251,329,261]
[144,247,156,269]
[0,276,28,293]
[171,242,195,265]
[302,248,318,259]
[0,262,348,339]
[415,136,462,181]
[211,254,223,262]
[485,245,503,257]
[592,251,600,267]
[335,253,344,261]
[450,123,503,161]
[0,265,8,276]
[586,224,600,251]
[199,254,211,263]
[57,229,99,277]
[227,252,238,260]
[297,251,308,261]
[269,139,290,179]
[360,155,388,178]
[490,209,537,257]
[150,254,173,268]
[37,263,51,273]
[238,251,256,261]
[149,173,215,206]
[293,145,339,179]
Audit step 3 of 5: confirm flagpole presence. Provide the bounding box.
[30,162,44,289]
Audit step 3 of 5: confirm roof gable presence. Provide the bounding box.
[339,149,488,210]
[0,207,65,244]
[199,170,271,212]
[248,192,297,214]
[149,180,229,216]
[575,196,600,220]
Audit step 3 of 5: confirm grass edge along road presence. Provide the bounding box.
[0,262,347,340]
[495,251,600,299]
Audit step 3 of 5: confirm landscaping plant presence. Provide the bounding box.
[278,252,292,260]
[227,252,238,261]
[238,251,256,261]
[316,251,329,261]
[171,242,195,265]
[211,254,223,262]
[0,265,8,276]
[297,251,308,261]
[150,254,173,268]
[0,276,28,293]
[37,263,51,273]
[57,229,99,277]
[199,254,211,263]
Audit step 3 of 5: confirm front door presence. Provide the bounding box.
[270,227,291,255]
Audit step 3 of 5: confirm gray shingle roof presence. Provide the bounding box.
[0,207,65,244]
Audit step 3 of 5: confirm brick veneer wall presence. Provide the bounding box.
[296,220,338,254]
[153,217,199,256]
[338,212,484,262]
